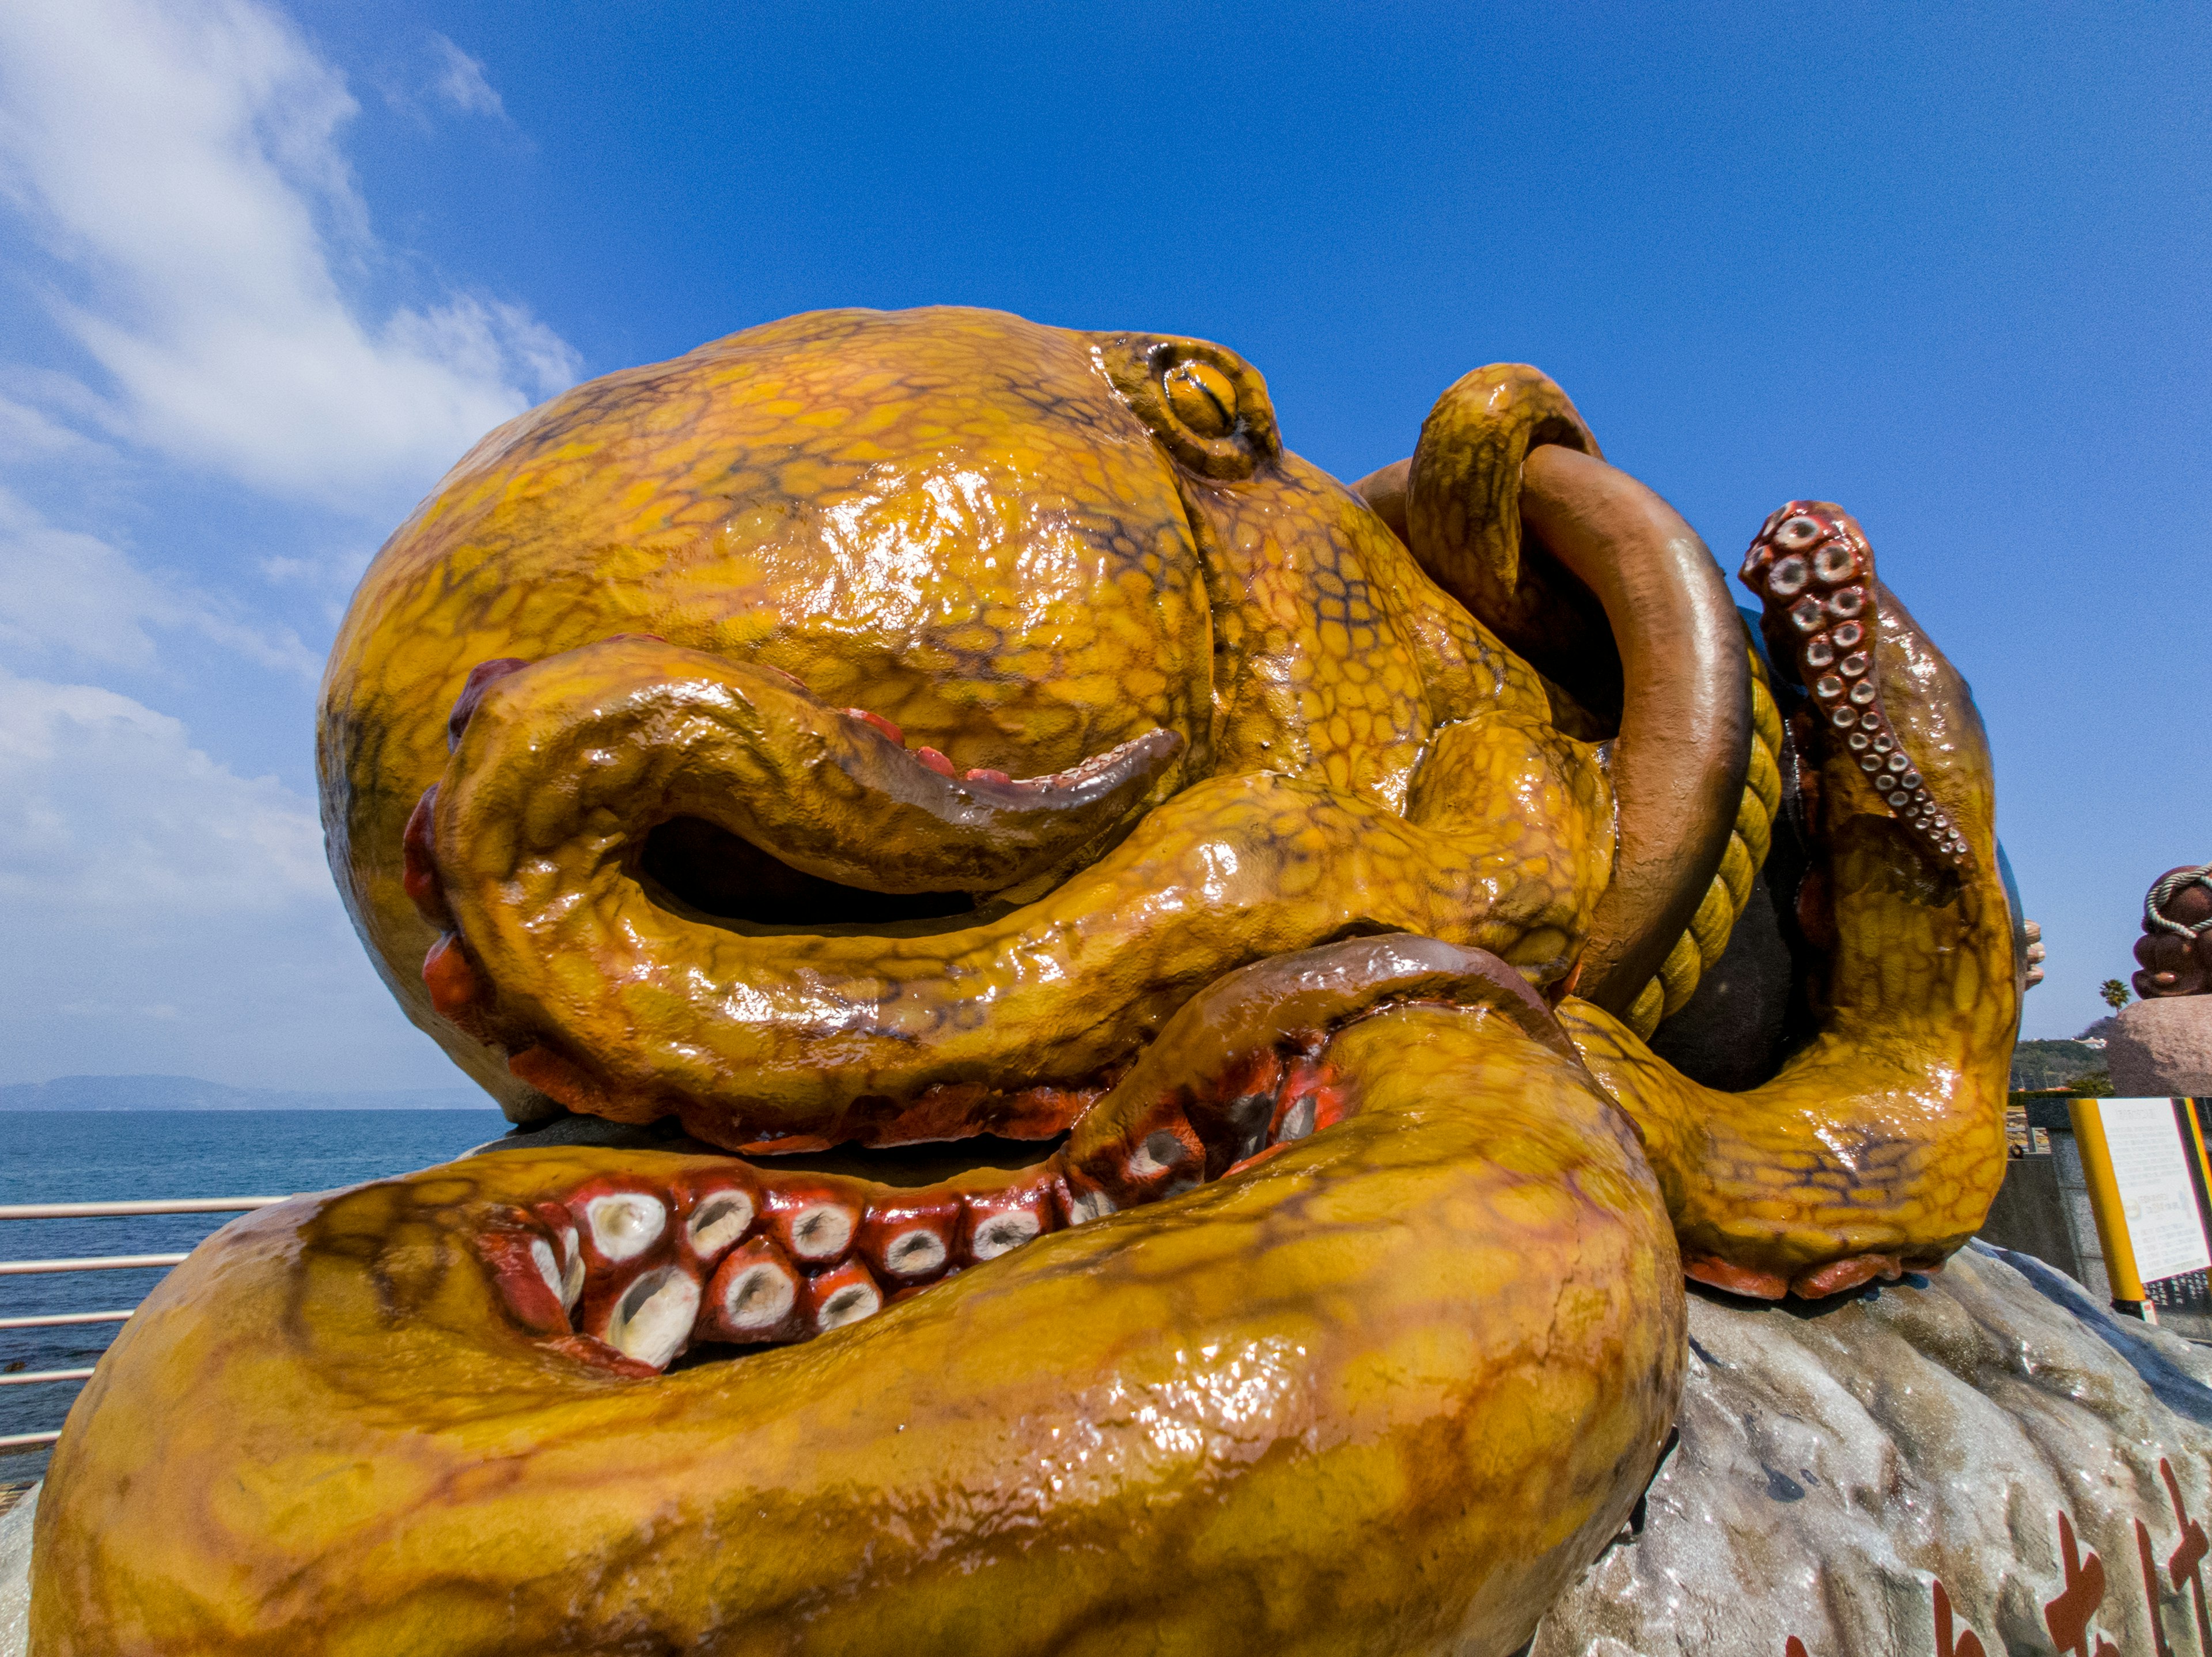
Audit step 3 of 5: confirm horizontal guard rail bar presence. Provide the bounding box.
[0,1310,134,1331]
[0,1367,97,1388]
[0,1197,289,1221]
[0,1254,190,1276]
[0,1431,63,1450]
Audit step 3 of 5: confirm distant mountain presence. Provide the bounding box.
[0,1075,489,1111]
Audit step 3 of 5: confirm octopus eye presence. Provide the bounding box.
[1096,334,1281,480]
[1777,515,1822,549]
[1162,360,1237,439]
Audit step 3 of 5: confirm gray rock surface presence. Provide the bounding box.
[10,1246,2212,1655]
[0,1487,33,1657]
[1536,1242,2212,1656]
[2109,996,2212,1096]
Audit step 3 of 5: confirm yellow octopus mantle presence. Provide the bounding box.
[28,307,2020,1655]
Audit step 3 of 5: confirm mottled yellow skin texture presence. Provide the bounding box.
[32,307,2021,1653]
[318,308,1581,1130]
[32,1004,1681,1657]
[1560,584,2016,1298]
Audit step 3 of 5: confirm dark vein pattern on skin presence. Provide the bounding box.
[29,307,2016,1655]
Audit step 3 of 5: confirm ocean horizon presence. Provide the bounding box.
[0,1073,487,1111]
[1,1106,508,1486]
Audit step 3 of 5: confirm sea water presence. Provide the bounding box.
[0,1110,505,1485]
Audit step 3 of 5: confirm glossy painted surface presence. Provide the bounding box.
[1565,510,2017,1298]
[32,308,2016,1651]
[32,975,1680,1656]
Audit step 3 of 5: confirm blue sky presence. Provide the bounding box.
[0,1,2203,1087]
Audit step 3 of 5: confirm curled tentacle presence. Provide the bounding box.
[1362,366,1753,1018]
[33,940,1680,1656]
[1354,398,1787,1035]
[441,636,1185,899]
[1619,638,1783,1039]
[423,649,1611,1147]
[1513,444,1752,1011]
[1559,507,2016,1299]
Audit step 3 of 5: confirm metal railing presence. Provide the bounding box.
[0,1197,287,1451]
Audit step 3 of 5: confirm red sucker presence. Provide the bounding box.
[446,657,530,751]
[959,1177,1059,1263]
[505,1046,634,1120]
[670,1169,760,1265]
[699,1237,805,1345]
[574,1254,665,1346]
[964,767,1012,785]
[423,933,485,1028]
[1682,1254,1789,1300]
[1792,1253,1902,1299]
[859,1196,960,1282]
[801,1258,885,1334]
[560,1177,675,1274]
[912,746,956,777]
[844,706,905,745]
[761,1180,863,1265]
[400,786,449,927]
[1269,1056,1333,1143]
[474,1220,570,1335]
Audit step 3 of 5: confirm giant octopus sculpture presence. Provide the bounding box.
[30,309,2022,1654]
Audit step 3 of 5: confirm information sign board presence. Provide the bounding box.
[2094,1098,2211,1285]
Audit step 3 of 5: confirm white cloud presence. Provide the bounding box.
[0,0,577,512]
[0,1,566,1089]
[427,34,505,120]
[0,667,326,910]
[0,666,456,1086]
[0,486,316,679]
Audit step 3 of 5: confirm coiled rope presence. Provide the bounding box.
[2146,865,2212,938]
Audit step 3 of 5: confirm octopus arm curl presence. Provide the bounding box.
[1358,367,1760,1026]
[1559,507,2017,1299]
[421,652,1612,1148]
[29,948,1680,1657]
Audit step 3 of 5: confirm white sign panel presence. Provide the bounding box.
[2099,1098,2212,1285]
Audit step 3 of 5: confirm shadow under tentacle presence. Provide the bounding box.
[1557,503,2018,1300]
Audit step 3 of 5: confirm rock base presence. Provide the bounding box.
[2109,996,2212,1096]
[1536,1242,2212,1656]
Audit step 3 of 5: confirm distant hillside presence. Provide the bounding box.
[2010,1040,2108,1093]
[0,1075,489,1111]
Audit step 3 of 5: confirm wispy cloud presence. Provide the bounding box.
[427,33,506,120]
[0,486,317,679]
[0,0,575,512]
[0,666,327,911]
[0,0,569,1087]
[0,665,453,1085]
